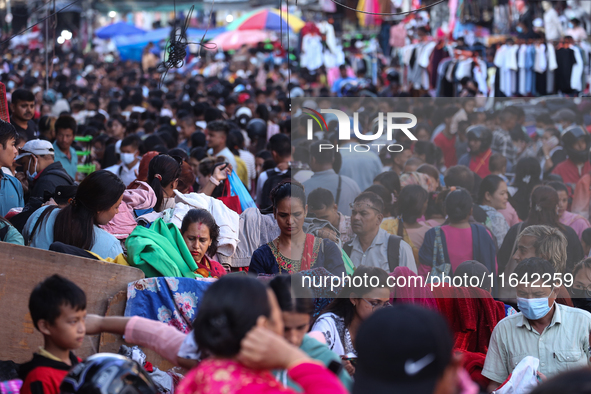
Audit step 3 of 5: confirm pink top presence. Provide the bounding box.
[441,226,474,272]
[101,182,157,239]
[390,266,438,311]
[560,211,591,241]
[424,218,445,227]
[498,202,520,227]
[177,359,347,394]
[124,316,186,366]
[405,222,432,251]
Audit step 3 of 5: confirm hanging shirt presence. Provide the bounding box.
[571,45,584,92]
[301,34,324,71]
[555,47,576,94]
[533,43,547,73]
[518,44,528,96]
[494,44,518,97]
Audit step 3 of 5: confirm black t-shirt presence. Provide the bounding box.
[555,48,576,94]
[10,119,38,141]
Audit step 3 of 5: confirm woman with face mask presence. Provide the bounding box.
[147,154,182,212]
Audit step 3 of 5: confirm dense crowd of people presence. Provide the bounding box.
[2,8,591,393]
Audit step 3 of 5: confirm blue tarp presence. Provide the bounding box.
[95,22,146,39]
[114,27,227,62]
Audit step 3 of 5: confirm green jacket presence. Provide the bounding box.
[125,219,201,278]
[274,335,353,392]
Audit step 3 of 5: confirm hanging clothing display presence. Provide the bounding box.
[493,44,518,97]
[301,34,324,71]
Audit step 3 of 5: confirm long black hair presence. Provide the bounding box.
[445,187,473,223]
[269,274,315,315]
[147,154,182,211]
[180,209,220,257]
[193,275,270,358]
[477,175,506,205]
[53,170,125,250]
[398,185,429,223]
[270,179,306,210]
[526,185,564,230]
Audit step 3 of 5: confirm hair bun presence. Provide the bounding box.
[210,314,228,330]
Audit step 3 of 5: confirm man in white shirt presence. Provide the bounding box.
[344,191,417,273]
[105,134,141,187]
[205,120,237,170]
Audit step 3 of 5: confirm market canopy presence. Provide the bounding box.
[209,29,274,50]
[114,27,227,61]
[95,22,146,39]
[226,8,304,33]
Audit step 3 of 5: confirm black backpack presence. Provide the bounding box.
[260,168,291,209]
[343,234,402,273]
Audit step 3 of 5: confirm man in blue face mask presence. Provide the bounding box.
[482,257,591,391]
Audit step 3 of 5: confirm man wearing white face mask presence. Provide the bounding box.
[105,134,141,187]
[482,257,591,391]
[16,139,75,199]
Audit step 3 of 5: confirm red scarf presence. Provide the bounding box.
[271,234,321,274]
[469,149,492,179]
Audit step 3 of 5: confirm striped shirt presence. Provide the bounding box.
[482,303,591,383]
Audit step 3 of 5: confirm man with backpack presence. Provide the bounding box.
[303,140,360,216]
[344,192,417,274]
[16,139,76,200]
[256,133,292,209]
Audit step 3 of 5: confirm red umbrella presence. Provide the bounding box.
[210,30,274,50]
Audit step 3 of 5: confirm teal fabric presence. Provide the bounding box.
[0,173,24,216]
[125,218,200,278]
[53,141,78,179]
[274,335,353,392]
[0,220,23,245]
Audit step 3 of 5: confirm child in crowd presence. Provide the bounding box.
[19,275,87,394]
[488,152,508,183]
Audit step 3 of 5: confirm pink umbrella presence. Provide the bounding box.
[210,30,274,51]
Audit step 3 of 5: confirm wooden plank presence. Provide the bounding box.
[0,242,144,363]
[97,291,127,355]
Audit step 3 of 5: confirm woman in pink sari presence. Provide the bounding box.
[549,181,590,241]
[177,275,347,394]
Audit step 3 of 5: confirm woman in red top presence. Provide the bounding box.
[177,275,347,394]
[181,209,227,278]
